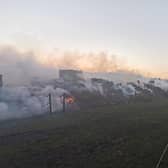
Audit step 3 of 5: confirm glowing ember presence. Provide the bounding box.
[65,96,75,104]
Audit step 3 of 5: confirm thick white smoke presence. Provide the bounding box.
[0,85,69,120]
[0,45,158,120]
[0,46,59,85]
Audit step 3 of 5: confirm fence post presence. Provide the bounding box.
[63,93,66,112]
[49,93,52,114]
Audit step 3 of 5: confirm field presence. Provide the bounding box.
[0,99,168,167]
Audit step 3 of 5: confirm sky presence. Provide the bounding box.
[0,0,168,77]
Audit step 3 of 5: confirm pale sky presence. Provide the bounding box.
[0,0,168,77]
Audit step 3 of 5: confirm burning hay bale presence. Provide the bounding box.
[60,93,77,112]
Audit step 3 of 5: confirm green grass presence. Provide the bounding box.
[0,99,168,167]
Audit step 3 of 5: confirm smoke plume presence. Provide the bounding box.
[0,45,134,85]
[40,50,124,72]
[0,85,69,120]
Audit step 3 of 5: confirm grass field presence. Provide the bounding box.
[1,99,168,167]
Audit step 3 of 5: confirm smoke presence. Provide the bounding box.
[0,85,69,120]
[0,45,143,120]
[0,46,59,85]
[1,45,167,120]
[41,50,123,72]
[0,45,136,85]
[0,102,9,119]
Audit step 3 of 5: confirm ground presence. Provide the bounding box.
[0,99,168,167]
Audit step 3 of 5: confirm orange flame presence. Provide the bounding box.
[65,96,75,104]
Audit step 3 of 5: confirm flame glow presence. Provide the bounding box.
[65,96,75,104]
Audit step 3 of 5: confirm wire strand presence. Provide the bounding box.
[155,144,168,168]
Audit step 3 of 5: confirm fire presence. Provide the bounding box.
[65,96,75,104]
